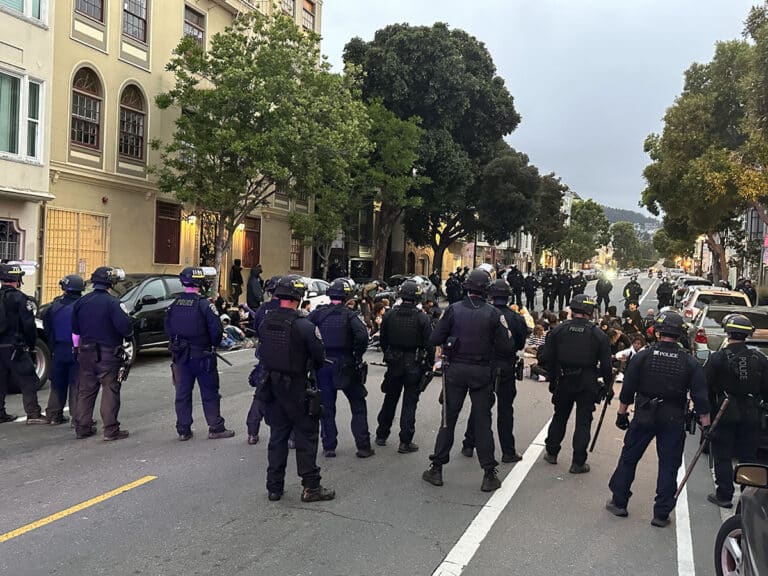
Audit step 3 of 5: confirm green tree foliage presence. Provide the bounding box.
[652,228,694,261]
[611,221,642,268]
[526,174,568,270]
[153,12,369,287]
[557,199,610,266]
[477,147,541,245]
[344,23,520,270]
[642,40,751,280]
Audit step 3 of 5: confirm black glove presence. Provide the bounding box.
[702,425,713,441]
[599,384,614,403]
[616,412,630,430]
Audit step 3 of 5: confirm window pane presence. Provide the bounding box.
[183,7,205,46]
[28,82,40,120]
[27,119,38,157]
[0,0,24,13]
[75,0,102,21]
[32,0,41,18]
[123,0,147,41]
[0,220,21,261]
[0,72,20,154]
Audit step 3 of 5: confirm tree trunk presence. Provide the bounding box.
[372,203,401,281]
[213,215,236,299]
[706,232,728,282]
[530,236,539,272]
[316,243,332,280]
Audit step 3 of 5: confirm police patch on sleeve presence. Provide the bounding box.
[209,303,218,315]
[26,300,35,312]
[499,315,509,329]
[314,326,323,341]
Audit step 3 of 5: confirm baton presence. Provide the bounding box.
[674,397,730,499]
[589,396,610,453]
[214,350,233,366]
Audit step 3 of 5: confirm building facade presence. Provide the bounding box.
[0,0,55,298]
[40,0,321,301]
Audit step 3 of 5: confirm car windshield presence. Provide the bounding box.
[695,294,749,308]
[83,275,152,301]
[684,279,711,287]
[746,342,768,356]
[703,311,768,329]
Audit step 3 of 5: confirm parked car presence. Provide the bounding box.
[378,275,438,303]
[673,275,713,307]
[714,463,768,576]
[689,306,768,356]
[679,287,753,320]
[301,277,331,310]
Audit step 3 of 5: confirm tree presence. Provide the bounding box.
[557,199,610,266]
[476,147,541,245]
[526,173,568,270]
[652,227,694,262]
[642,41,750,280]
[153,12,369,290]
[344,23,520,271]
[611,221,642,268]
[355,101,428,280]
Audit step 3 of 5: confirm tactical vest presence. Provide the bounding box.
[386,305,422,350]
[637,343,691,404]
[312,305,350,353]
[450,300,494,363]
[259,309,296,374]
[51,297,77,345]
[553,320,597,369]
[723,347,763,398]
[167,294,210,349]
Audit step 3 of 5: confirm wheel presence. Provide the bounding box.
[33,339,51,391]
[123,336,138,365]
[714,514,743,576]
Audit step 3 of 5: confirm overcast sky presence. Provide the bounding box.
[320,0,757,215]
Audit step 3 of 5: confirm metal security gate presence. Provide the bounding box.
[42,208,110,301]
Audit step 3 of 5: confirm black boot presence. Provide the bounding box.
[707,493,733,509]
[356,446,375,458]
[502,452,523,463]
[569,462,590,474]
[301,486,335,502]
[422,463,443,486]
[605,499,628,517]
[398,442,419,454]
[0,411,17,423]
[481,468,501,492]
[461,446,474,458]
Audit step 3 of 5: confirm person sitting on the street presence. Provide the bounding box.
[525,324,546,356]
[220,314,252,349]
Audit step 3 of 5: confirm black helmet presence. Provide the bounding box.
[179,267,206,288]
[570,294,596,315]
[265,275,283,294]
[656,311,684,338]
[398,279,423,302]
[274,275,306,302]
[59,275,85,293]
[489,279,511,304]
[0,263,25,283]
[463,268,492,294]
[328,278,354,301]
[723,314,754,338]
[90,266,125,287]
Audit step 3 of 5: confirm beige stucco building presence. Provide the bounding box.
[0,0,55,298]
[40,0,322,301]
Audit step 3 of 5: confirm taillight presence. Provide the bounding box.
[695,329,708,344]
[684,308,693,318]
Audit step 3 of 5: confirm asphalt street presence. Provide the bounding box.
[0,276,728,576]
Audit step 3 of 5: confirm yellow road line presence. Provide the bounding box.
[0,475,157,544]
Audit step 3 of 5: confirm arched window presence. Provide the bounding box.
[119,85,145,160]
[71,67,102,148]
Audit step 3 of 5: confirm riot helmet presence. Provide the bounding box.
[328,278,354,302]
[489,279,511,305]
[723,314,754,340]
[90,266,125,287]
[570,294,596,316]
[398,279,423,302]
[656,311,684,338]
[179,267,206,288]
[274,275,306,302]
[463,268,492,295]
[59,275,85,293]
[0,263,25,284]
[265,275,283,295]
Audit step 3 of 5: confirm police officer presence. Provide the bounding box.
[523,273,538,311]
[375,280,434,453]
[257,275,333,502]
[506,265,524,307]
[542,294,613,473]
[166,267,235,441]
[245,275,283,445]
[0,264,46,424]
[72,266,132,440]
[43,275,85,425]
[656,278,674,309]
[571,271,587,296]
[540,269,555,311]
[596,273,613,315]
[606,312,711,527]
[422,268,511,492]
[557,269,572,311]
[461,279,528,462]
[704,314,768,508]
[309,278,372,458]
[445,273,463,304]
[622,275,642,309]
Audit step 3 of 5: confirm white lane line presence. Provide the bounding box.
[639,278,658,306]
[431,418,552,576]
[676,456,696,576]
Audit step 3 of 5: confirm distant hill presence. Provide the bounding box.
[601,205,659,226]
